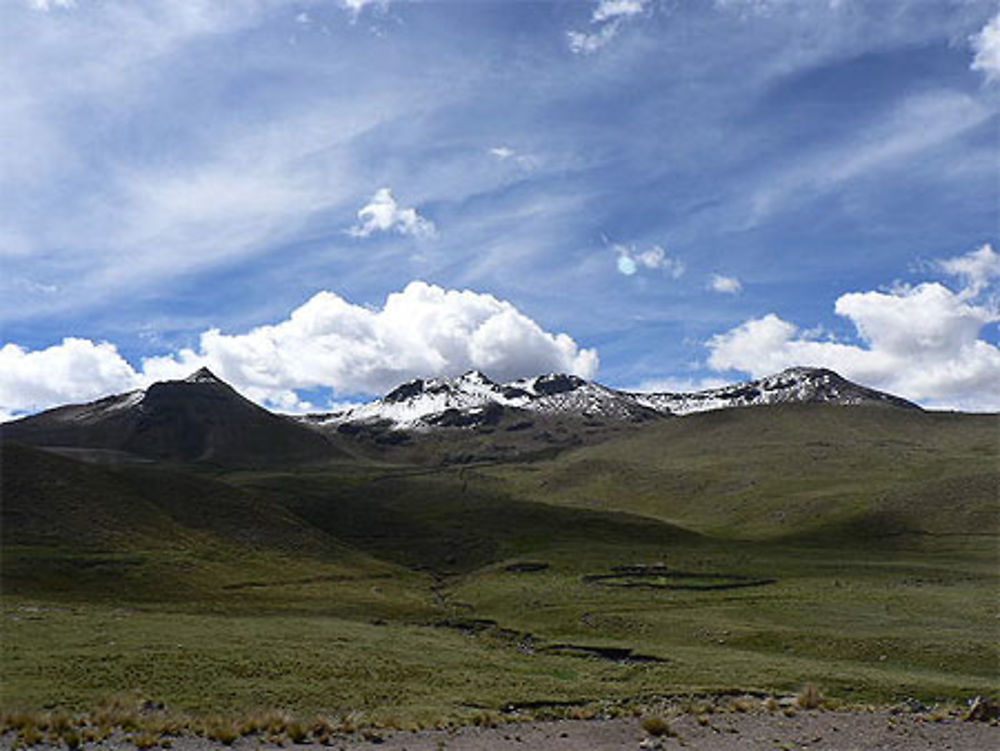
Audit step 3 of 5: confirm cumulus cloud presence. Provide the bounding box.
[0,338,141,421]
[348,188,436,239]
[568,0,647,54]
[615,243,684,278]
[705,246,1000,411]
[971,12,1000,82]
[709,274,743,294]
[0,282,599,419]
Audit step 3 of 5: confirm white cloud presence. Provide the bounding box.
[339,0,385,21]
[709,274,743,294]
[568,22,622,55]
[593,0,647,23]
[938,242,1000,296]
[0,282,599,418]
[348,188,436,239]
[615,243,684,278]
[27,0,75,11]
[488,146,538,170]
[144,281,598,400]
[630,375,731,394]
[568,0,647,55]
[705,248,1000,411]
[970,12,1000,83]
[0,338,141,420]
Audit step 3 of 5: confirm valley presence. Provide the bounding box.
[1,369,997,742]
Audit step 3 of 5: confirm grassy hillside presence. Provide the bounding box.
[0,443,406,608]
[474,405,998,544]
[2,405,997,723]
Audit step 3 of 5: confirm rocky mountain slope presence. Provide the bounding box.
[0,367,338,465]
[306,366,919,432]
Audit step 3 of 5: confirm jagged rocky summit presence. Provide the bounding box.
[306,366,919,432]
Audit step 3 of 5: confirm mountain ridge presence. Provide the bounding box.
[0,365,921,464]
[305,365,920,431]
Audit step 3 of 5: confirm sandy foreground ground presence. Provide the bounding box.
[4,711,997,751]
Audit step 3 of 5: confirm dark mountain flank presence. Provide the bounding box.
[0,368,340,466]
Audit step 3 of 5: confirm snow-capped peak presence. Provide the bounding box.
[311,370,659,430]
[631,366,917,415]
[184,367,223,384]
[306,365,918,432]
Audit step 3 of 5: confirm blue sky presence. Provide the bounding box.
[2,0,999,417]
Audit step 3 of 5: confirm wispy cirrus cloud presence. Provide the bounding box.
[746,91,993,225]
[488,146,538,170]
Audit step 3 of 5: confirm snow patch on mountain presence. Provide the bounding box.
[307,366,918,431]
[633,367,915,415]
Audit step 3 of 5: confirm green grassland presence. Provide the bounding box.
[2,405,998,724]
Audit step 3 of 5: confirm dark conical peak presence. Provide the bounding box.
[183,367,224,384]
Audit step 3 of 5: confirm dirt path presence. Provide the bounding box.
[5,711,996,751]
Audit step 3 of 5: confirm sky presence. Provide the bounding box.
[1,0,998,418]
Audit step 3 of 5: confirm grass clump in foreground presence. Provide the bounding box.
[797,682,824,709]
[640,715,674,737]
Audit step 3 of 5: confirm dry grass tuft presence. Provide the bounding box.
[472,710,500,728]
[15,726,45,748]
[2,711,37,732]
[285,719,309,744]
[130,730,164,749]
[641,715,672,737]
[203,716,240,746]
[796,683,824,710]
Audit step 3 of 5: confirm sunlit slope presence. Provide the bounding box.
[476,404,999,543]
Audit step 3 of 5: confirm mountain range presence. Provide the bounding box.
[0,365,919,467]
[308,365,918,430]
